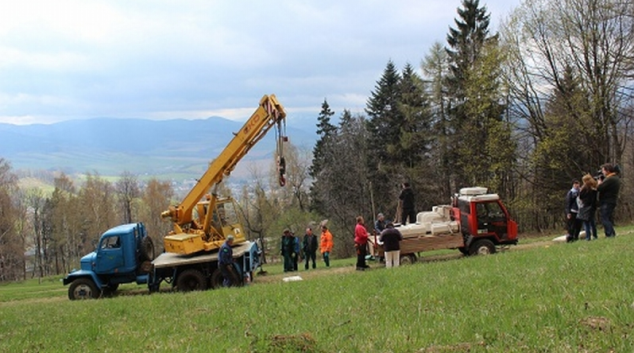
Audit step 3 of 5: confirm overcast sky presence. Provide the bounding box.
[0,0,521,125]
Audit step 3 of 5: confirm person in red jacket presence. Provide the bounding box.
[354,216,370,271]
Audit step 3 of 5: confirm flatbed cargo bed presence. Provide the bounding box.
[368,234,464,257]
[152,241,254,269]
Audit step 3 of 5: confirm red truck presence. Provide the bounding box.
[368,187,518,264]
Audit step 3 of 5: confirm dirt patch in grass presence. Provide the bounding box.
[250,332,321,353]
[580,316,611,331]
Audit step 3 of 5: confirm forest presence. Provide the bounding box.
[0,0,632,281]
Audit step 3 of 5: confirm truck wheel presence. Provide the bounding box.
[211,267,242,289]
[140,237,155,262]
[176,269,207,292]
[400,254,417,265]
[469,239,496,256]
[68,278,100,300]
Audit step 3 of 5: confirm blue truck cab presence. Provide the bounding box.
[64,222,261,300]
[63,223,154,300]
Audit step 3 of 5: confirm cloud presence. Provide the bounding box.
[0,0,522,125]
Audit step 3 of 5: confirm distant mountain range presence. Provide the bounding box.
[0,116,318,181]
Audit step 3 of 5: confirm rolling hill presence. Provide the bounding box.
[0,117,317,181]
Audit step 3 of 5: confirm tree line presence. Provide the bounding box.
[1,0,633,281]
[311,0,633,243]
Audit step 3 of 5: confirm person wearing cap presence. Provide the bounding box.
[379,222,403,268]
[320,225,333,267]
[374,213,387,235]
[280,229,296,272]
[218,235,236,287]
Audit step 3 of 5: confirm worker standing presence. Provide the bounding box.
[374,213,387,235]
[320,225,333,267]
[293,232,301,271]
[280,229,295,272]
[302,227,318,270]
[399,182,416,225]
[379,222,403,268]
[354,216,370,271]
[218,235,235,287]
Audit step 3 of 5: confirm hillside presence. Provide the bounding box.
[0,117,317,181]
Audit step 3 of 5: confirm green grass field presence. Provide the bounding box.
[1,229,633,352]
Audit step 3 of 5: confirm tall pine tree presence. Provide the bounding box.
[365,61,403,213]
[309,99,337,213]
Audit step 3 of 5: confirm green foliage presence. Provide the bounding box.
[2,233,634,352]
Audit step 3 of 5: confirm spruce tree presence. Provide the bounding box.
[365,61,403,212]
[310,99,336,179]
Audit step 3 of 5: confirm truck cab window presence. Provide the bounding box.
[101,236,120,249]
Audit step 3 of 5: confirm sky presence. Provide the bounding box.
[0,0,522,125]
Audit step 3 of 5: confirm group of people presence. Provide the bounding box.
[565,163,621,242]
[280,225,334,272]
[353,182,414,271]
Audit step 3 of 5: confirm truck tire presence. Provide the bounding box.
[140,237,155,262]
[68,278,100,300]
[211,267,242,289]
[176,269,207,292]
[399,254,417,265]
[469,239,496,256]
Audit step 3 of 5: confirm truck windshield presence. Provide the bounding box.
[101,236,120,249]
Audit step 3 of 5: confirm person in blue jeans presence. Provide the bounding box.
[577,174,598,240]
[597,163,621,238]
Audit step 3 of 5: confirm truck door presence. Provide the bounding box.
[95,235,125,274]
[476,201,509,240]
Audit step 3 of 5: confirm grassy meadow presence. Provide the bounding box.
[1,229,633,352]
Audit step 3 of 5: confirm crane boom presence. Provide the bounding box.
[161,94,287,255]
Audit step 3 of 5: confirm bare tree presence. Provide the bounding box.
[116,171,140,224]
[139,178,174,253]
[0,159,20,281]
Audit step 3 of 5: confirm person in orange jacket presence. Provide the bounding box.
[320,225,333,267]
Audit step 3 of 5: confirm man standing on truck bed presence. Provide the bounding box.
[218,235,235,287]
[399,182,416,225]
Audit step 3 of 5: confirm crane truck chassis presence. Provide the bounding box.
[368,187,518,264]
[63,222,260,300]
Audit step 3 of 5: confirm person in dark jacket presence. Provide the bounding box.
[399,182,416,225]
[597,163,621,238]
[218,235,236,287]
[374,213,387,235]
[280,229,296,272]
[565,180,582,242]
[379,222,403,268]
[577,174,598,241]
[302,227,318,270]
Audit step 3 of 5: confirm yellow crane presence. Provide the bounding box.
[160,94,287,255]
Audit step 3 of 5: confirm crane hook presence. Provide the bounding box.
[278,156,286,187]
